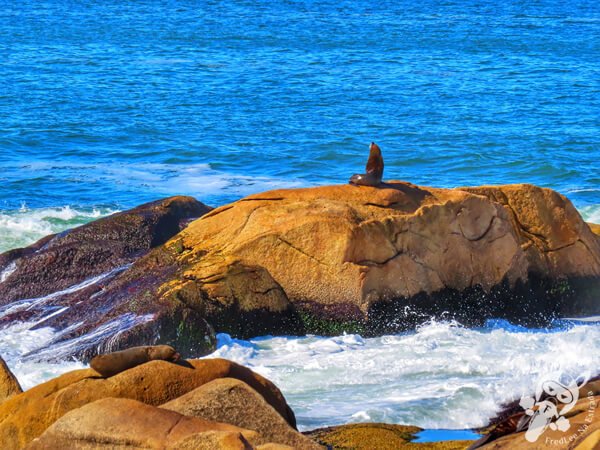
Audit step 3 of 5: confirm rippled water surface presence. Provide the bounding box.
[1,0,599,215]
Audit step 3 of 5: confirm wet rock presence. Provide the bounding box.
[0,358,295,449]
[0,196,213,361]
[0,196,210,303]
[16,244,218,362]
[161,377,319,448]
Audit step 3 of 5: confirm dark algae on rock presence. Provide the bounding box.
[0,196,210,302]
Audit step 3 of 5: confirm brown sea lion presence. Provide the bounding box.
[90,345,181,378]
[349,142,384,186]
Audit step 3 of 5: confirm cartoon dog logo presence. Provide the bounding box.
[520,373,590,442]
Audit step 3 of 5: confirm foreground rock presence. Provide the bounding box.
[0,196,213,360]
[0,358,295,449]
[0,355,22,403]
[306,423,472,449]
[27,398,259,449]
[157,183,600,335]
[162,377,320,449]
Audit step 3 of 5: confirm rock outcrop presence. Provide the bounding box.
[0,355,21,404]
[2,184,598,351]
[0,196,210,303]
[26,398,259,449]
[162,377,320,449]
[0,358,295,449]
[0,196,214,360]
[155,183,600,335]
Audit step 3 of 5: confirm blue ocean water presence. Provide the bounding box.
[0,0,598,217]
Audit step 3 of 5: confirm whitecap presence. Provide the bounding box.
[205,321,600,430]
[580,204,600,223]
[0,261,17,283]
[0,205,118,253]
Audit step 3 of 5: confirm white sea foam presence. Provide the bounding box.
[0,266,141,389]
[581,204,600,223]
[1,311,154,390]
[207,320,600,430]
[15,162,305,203]
[0,265,130,319]
[1,309,599,430]
[23,313,155,363]
[0,316,88,390]
[0,261,17,283]
[0,205,117,253]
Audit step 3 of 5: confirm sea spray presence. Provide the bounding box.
[0,265,131,319]
[0,266,148,389]
[581,205,600,224]
[208,319,600,430]
[0,205,118,253]
[1,313,599,430]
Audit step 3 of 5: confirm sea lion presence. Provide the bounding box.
[90,345,181,378]
[349,142,384,187]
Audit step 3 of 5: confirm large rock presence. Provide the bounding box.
[0,355,21,404]
[0,196,210,302]
[154,183,600,334]
[0,358,295,449]
[161,378,320,449]
[2,183,598,352]
[26,398,259,449]
[0,196,213,360]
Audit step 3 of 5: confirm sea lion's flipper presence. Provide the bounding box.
[348,142,384,187]
[365,142,384,180]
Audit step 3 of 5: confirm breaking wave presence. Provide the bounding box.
[208,319,600,430]
[0,205,118,253]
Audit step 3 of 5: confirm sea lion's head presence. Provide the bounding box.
[349,173,365,185]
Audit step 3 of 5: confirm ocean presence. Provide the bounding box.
[1,0,599,433]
